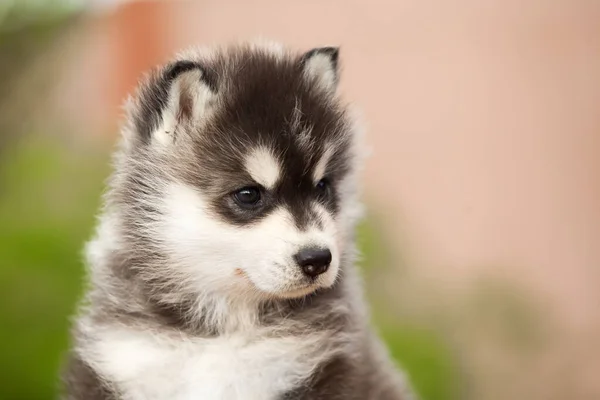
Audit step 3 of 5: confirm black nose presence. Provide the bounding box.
[294,247,332,278]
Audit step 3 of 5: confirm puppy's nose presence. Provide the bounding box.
[294,247,332,278]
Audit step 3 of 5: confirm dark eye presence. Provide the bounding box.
[233,186,262,208]
[316,178,331,196]
[316,178,329,190]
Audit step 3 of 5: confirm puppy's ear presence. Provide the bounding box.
[129,60,217,146]
[300,47,340,93]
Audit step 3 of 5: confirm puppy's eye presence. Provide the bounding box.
[316,178,331,197]
[233,187,262,208]
[316,178,329,191]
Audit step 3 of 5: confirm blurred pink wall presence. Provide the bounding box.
[54,1,600,397]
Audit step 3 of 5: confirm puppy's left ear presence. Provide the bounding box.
[300,47,340,92]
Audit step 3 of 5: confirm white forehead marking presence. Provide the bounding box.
[312,145,334,183]
[245,147,281,189]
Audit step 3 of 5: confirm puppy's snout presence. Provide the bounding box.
[294,247,332,278]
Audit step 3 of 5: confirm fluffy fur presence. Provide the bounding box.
[62,41,414,400]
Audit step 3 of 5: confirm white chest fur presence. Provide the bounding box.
[84,327,335,400]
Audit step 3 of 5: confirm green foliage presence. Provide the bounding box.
[380,325,460,400]
[356,221,460,400]
[0,137,109,399]
[0,0,82,33]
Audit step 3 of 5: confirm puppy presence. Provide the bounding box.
[63,41,414,400]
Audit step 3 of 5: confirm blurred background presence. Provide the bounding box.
[1,0,599,399]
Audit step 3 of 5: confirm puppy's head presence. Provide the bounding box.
[110,43,364,306]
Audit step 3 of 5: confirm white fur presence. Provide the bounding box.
[85,212,121,271]
[82,325,341,400]
[312,145,334,183]
[303,52,337,92]
[244,147,281,189]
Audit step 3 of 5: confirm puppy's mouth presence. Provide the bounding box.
[234,268,324,299]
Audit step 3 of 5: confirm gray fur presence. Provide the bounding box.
[62,41,414,400]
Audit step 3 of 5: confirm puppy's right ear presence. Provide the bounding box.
[126,60,217,146]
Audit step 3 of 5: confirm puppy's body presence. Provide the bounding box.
[63,42,413,400]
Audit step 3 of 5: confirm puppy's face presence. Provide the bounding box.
[163,147,341,299]
[118,44,362,301]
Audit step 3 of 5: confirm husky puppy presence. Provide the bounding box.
[63,42,414,400]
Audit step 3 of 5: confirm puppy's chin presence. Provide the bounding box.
[271,285,321,299]
[242,280,319,300]
[254,278,336,300]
